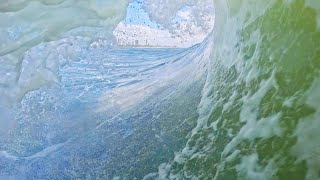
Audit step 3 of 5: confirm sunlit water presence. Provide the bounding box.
[1,0,320,180]
[0,43,211,179]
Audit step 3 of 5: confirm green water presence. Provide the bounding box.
[1,0,320,179]
[156,0,320,179]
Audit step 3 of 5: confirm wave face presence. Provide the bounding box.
[1,0,320,180]
[154,0,320,180]
[0,44,211,179]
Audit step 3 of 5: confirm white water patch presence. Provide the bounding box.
[291,79,320,180]
[0,37,89,105]
[0,142,65,162]
[236,153,277,180]
[223,71,280,156]
[240,70,277,123]
[0,0,129,107]
[305,0,320,30]
[292,111,320,180]
[0,0,129,56]
[305,78,320,110]
[23,143,66,160]
[0,151,18,161]
[242,112,282,140]
[142,0,214,35]
[283,95,297,108]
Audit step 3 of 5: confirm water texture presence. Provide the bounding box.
[0,0,320,180]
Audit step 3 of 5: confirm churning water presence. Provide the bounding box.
[0,0,320,180]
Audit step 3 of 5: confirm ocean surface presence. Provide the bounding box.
[1,0,320,179]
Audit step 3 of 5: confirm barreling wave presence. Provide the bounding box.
[0,0,320,180]
[149,0,320,180]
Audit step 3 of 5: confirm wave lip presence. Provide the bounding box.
[1,0,320,179]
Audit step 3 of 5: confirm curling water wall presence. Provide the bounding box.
[152,0,320,180]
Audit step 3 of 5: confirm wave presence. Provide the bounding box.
[0,0,129,104]
[0,37,212,179]
[1,0,320,179]
[153,0,320,180]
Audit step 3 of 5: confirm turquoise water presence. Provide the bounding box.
[0,43,211,179]
[1,0,320,179]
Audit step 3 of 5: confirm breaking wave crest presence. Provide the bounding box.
[1,0,320,180]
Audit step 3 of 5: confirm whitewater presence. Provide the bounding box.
[0,0,320,180]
